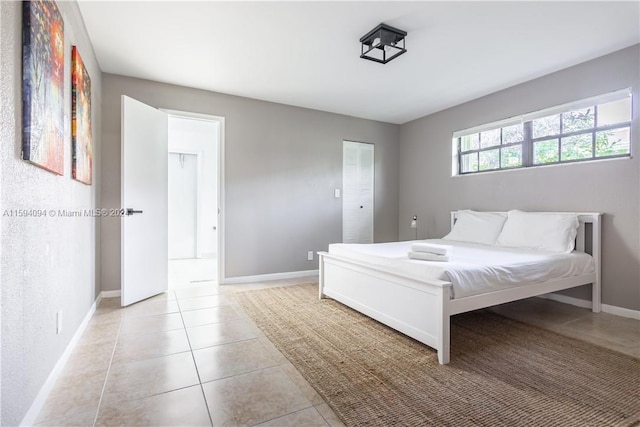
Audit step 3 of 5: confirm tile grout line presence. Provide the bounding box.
[91,311,125,427]
[558,313,590,327]
[175,290,216,427]
[313,404,337,427]
[247,406,323,427]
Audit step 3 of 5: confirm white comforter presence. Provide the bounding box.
[328,239,595,299]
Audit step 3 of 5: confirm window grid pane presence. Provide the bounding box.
[562,107,594,133]
[532,114,560,138]
[533,139,559,164]
[561,134,593,161]
[480,129,501,148]
[461,134,479,151]
[595,127,631,157]
[502,124,524,144]
[501,145,522,168]
[597,98,632,127]
[460,152,478,173]
[479,149,500,171]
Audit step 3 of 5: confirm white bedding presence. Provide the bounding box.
[328,239,595,299]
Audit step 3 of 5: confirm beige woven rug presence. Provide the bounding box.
[235,283,640,427]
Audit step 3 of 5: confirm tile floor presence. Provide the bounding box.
[34,277,639,426]
[168,257,217,287]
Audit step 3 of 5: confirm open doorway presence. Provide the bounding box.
[166,113,223,288]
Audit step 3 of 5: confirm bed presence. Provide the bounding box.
[318,211,601,364]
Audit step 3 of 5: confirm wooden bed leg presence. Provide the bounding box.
[318,253,325,299]
[591,216,602,313]
[438,345,450,365]
[438,286,452,365]
[438,316,451,365]
[592,281,601,313]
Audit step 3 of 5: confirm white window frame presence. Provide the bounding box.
[452,89,633,176]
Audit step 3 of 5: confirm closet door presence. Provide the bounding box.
[343,141,374,243]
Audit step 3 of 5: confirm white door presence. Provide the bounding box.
[168,152,198,260]
[342,141,374,243]
[121,96,169,306]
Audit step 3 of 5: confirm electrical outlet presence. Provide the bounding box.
[307,251,314,261]
[411,215,417,229]
[56,310,63,335]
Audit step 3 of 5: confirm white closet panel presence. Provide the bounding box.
[343,141,374,243]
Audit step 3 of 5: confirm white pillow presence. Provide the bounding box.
[496,210,579,253]
[442,210,507,246]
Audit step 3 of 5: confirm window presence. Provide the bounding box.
[453,90,632,175]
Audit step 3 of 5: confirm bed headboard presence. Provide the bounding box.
[450,211,600,253]
[450,211,602,311]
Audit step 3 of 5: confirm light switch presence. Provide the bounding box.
[334,189,341,198]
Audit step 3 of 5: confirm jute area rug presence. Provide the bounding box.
[235,283,640,427]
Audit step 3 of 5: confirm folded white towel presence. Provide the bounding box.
[408,251,450,262]
[411,242,452,256]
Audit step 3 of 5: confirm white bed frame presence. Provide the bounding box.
[318,212,601,364]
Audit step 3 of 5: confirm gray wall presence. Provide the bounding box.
[399,45,640,311]
[0,2,102,425]
[101,74,399,290]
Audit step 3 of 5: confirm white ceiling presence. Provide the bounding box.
[77,1,640,124]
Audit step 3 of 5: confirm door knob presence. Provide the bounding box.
[126,208,144,216]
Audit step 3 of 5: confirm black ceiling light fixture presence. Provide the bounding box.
[360,23,407,64]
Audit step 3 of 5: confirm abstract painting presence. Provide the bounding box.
[22,0,65,175]
[71,46,92,184]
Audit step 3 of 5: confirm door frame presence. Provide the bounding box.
[163,109,225,284]
[168,150,203,259]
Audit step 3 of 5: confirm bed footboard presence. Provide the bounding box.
[319,252,453,364]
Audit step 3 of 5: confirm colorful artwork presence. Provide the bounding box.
[72,46,92,185]
[22,0,65,175]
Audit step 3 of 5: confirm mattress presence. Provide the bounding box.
[327,239,595,299]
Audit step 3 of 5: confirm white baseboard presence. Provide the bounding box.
[222,269,319,285]
[100,290,121,299]
[538,293,640,320]
[20,298,99,426]
[538,293,592,309]
[602,303,640,320]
